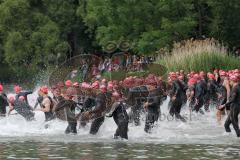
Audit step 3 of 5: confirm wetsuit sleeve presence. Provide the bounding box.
[83,98,91,109]
[183,85,188,92]
[70,101,77,112]
[211,82,219,94]
[213,82,219,89]
[175,81,183,95]
[195,84,203,99]
[108,102,120,115]
[225,88,237,106]
[25,91,33,95]
[21,91,33,97]
[89,95,105,114]
[163,82,167,93]
[169,82,177,97]
[54,99,67,111]
[34,96,43,109]
[0,94,8,106]
[147,96,159,107]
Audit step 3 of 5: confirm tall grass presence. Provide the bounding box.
[158,38,240,72]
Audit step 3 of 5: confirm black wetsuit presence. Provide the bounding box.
[13,100,35,121]
[193,80,207,113]
[41,96,55,122]
[53,95,64,104]
[83,96,96,111]
[15,91,32,105]
[55,99,77,134]
[217,84,228,111]
[79,96,96,127]
[144,90,161,133]
[34,96,43,110]
[224,83,240,137]
[169,80,186,122]
[89,93,106,135]
[206,79,219,109]
[107,101,129,139]
[200,79,209,111]
[0,93,8,117]
[179,81,188,106]
[127,86,148,126]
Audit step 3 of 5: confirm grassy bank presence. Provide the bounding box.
[158,39,240,72]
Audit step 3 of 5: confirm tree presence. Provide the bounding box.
[208,0,240,48]
[0,0,69,68]
[43,0,93,56]
[193,0,212,38]
[79,0,197,54]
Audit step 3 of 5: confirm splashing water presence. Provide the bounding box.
[0,89,239,144]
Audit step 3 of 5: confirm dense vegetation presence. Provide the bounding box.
[0,0,239,82]
[159,39,240,72]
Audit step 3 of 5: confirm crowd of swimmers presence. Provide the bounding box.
[0,68,240,139]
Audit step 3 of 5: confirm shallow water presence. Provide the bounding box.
[1,89,240,159]
[0,142,240,160]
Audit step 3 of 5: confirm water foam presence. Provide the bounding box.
[0,89,239,144]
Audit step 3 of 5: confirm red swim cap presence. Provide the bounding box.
[107,83,113,91]
[19,96,25,102]
[229,75,238,82]
[14,85,22,93]
[193,74,200,80]
[65,80,73,87]
[219,71,226,76]
[0,84,3,92]
[40,86,48,94]
[188,78,196,86]
[8,96,15,103]
[92,81,100,89]
[207,73,215,79]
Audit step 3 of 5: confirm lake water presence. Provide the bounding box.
[0,141,239,160]
[0,90,240,159]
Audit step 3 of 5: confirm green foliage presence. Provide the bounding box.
[0,0,91,82]
[0,0,68,67]
[80,0,197,54]
[208,0,240,47]
[0,0,239,82]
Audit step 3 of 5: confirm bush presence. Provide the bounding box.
[158,38,240,72]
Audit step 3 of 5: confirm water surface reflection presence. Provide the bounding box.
[0,142,239,160]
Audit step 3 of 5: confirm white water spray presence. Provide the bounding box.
[0,89,239,144]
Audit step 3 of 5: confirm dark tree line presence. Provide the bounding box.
[0,0,239,81]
